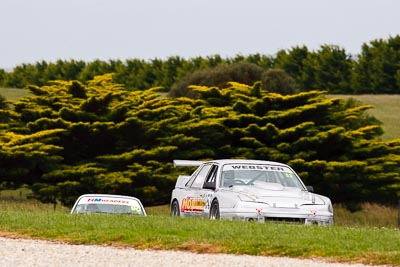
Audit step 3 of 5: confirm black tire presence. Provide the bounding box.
[209,199,220,220]
[170,200,180,216]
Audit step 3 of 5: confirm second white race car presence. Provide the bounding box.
[70,194,147,216]
[170,159,333,225]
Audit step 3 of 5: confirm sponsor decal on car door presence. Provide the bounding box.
[181,196,206,213]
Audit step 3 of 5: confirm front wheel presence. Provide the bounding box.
[170,200,180,216]
[209,200,220,220]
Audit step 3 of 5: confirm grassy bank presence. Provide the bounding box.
[0,87,31,101]
[0,200,399,266]
[329,94,400,141]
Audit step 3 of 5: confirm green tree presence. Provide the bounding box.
[352,35,400,94]
[0,94,9,110]
[2,36,400,94]
[2,76,399,207]
[274,46,309,89]
[301,45,353,93]
[261,69,298,95]
[169,62,264,97]
[0,68,6,87]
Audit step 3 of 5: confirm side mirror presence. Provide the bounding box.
[203,182,216,190]
[306,186,314,192]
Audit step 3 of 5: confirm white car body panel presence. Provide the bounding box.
[170,159,333,225]
[175,175,192,188]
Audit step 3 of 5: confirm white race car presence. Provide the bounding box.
[70,194,147,216]
[170,159,333,225]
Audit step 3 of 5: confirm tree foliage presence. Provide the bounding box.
[1,36,400,94]
[352,35,400,94]
[261,69,298,95]
[1,75,399,207]
[169,62,265,97]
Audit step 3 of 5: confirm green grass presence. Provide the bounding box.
[0,200,399,266]
[1,189,398,228]
[330,94,400,141]
[0,87,31,101]
[0,187,33,200]
[334,203,398,228]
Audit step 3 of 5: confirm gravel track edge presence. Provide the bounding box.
[1,236,387,267]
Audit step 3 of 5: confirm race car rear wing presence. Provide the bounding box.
[173,160,204,167]
[173,160,204,188]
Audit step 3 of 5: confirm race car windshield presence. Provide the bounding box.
[221,164,305,190]
[72,198,145,215]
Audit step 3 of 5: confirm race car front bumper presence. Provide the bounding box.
[220,202,334,226]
